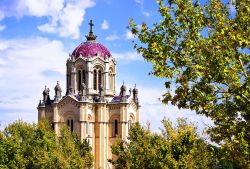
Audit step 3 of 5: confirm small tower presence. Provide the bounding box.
[133,84,139,103]
[120,81,127,102]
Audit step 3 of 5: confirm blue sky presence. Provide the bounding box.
[0,0,212,132]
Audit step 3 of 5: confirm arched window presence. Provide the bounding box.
[94,69,97,90]
[113,119,118,136]
[67,118,74,132]
[78,70,82,91]
[82,70,86,84]
[93,67,103,91]
[98,70,102,86]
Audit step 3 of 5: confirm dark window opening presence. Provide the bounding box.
[82,70,86,84]
[114,120,118,135]
[78,70,82,91]
[71,120,73,132]
[67,119,74,132]
[94,70,97,90]
[98,70,102,86]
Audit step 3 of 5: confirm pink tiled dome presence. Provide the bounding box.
[72,41,111,59]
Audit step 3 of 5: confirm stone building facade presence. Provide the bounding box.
[37,20,140,169]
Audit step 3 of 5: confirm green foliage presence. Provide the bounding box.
[109,118,217,169]
[0,120,93,169]
[129,0,249,167]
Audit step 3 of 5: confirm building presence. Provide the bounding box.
[37,20,140,169]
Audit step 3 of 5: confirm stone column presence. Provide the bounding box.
[71,67,76,94]
[86,59,92,93]
[53,103,59,136]
[95,103,107,169]
[104,60,109,95]
[38,107,46,120]
[120,104,128,140]
[79,102,87,141]
[66,59,71,93]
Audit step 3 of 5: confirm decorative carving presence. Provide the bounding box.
[42,86,51,106]
[109,105,120,110]
[79,82,88,101]
[54,81,62,102]
[129,100,137,110]
[58,97,79,110]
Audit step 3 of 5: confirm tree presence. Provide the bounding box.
[109,118,217,169]
[129,0,249,167]
[0,120,93,168]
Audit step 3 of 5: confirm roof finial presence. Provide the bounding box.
[86,19,97,41]
[89,19,94,33]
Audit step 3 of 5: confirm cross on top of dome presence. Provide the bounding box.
[89,19,94,33]
[86,19,97,41]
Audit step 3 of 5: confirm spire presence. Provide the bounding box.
[85,19,97,41]
[133,84,139,103]
[119,81,127,97]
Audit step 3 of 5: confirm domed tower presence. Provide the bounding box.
[37,20,140,169]
[66,20,116,100]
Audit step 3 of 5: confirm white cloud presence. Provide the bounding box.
[112,51,142,61]
[0,0,96,39]
[0,37,67,129]
[18,0,64,17]
[0,25,6,31]
[116,82,213,134]
[126,30,134,39]
[0,40,8,51]
[139,87,213,134]
[134,0,151,18]
[143,11,151,17]
[101,19,109,30]
[135,0,144,6]
[105,33,119,41]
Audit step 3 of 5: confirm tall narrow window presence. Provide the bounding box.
[78,70,81,91]
[82,70,86,84]
[93,67,103,91]
[94,70,97,90]
[52,123,54,130]
[113,119,118,136]
[71,119,73,132]
[98,70,102,86]
[67,118,74,132]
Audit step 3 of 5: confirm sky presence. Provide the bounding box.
[0,0,213,133]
